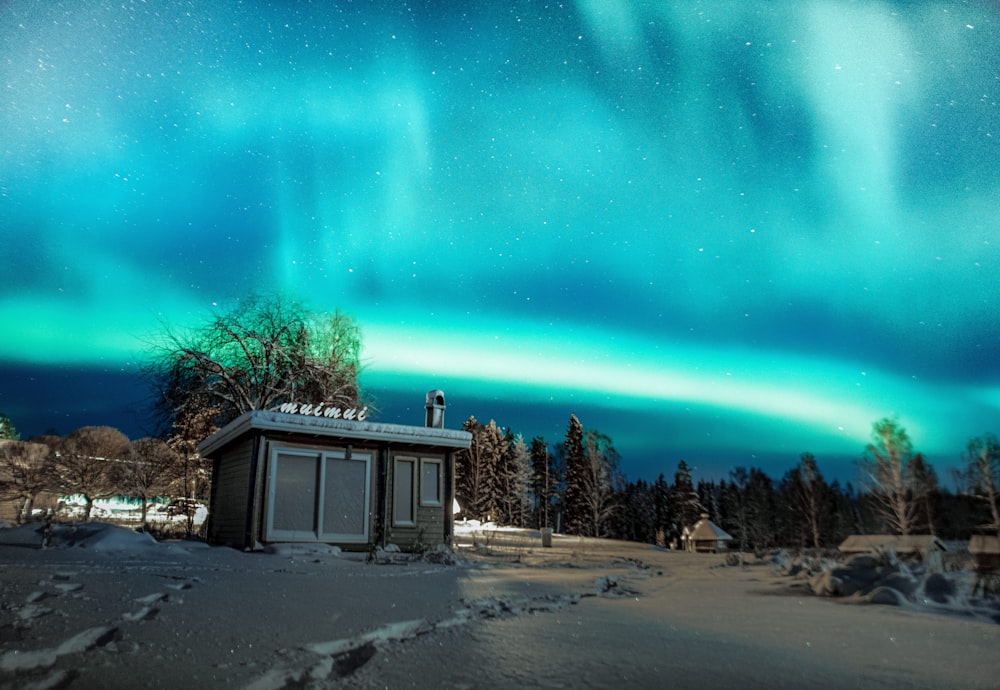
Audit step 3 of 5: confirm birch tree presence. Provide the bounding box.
[0,440,53,524]
[791,452,827,548]
[857,417,926,535]
[578,430,622,537]
[965,433,1000,535]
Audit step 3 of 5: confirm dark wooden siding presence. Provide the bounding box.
[384,453,447,551]
[208,437,255,546]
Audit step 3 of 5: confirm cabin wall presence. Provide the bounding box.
[207,436,256,547]
[256,439,377,550]
[384,451,449,551]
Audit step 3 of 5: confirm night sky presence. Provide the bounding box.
[2,1,998,484]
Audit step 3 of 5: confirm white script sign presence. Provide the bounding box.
[277,402,368,422]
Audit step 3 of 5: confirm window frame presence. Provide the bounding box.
[392,456,417,527]
[419,457,443,507]
[264,444,372,543]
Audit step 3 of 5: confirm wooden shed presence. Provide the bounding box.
[838,534,948,559]
[198,392,471,553]
[968,534,1000,572]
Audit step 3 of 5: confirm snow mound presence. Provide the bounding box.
[0,521,200,558]
[263,543,343,559]
[776,548,1000,623]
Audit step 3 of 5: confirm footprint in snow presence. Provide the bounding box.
[122,606,160,622]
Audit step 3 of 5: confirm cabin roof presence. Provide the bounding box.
[198,409,472,457]
[968,534,1000,555]
[689,517,733,542]
[838,534,947,554]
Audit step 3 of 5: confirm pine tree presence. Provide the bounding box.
[530,436,553,529]
[507,433,533,527]
[672,460,703,533]
[456,416,485,519]
[697,480,722,523]
[478,420,506,522]
[652,474,673,546]
[0,414,19,441]
[561,414,587,535]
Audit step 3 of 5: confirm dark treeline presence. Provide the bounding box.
[456,413,1000,550]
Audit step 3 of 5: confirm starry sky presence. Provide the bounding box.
[2,1,998,484]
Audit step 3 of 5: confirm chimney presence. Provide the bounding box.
[425,390,446,428]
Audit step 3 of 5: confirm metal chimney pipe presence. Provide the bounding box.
[425,390,445,428]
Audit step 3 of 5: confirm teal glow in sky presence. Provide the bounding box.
[2,1,998,480]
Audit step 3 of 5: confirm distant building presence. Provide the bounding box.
[838,534,947,560]
[968,534,1000,571]
[682,513,732,553]
[198,391,471,552]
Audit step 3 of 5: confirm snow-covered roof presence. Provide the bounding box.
[689,516,732,542]
[968,534,1000,556]
[198,409,472,457]
[839,534,947,554]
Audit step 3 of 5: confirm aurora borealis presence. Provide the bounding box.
[2,1,998,481]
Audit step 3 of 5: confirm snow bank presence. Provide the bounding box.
[0,521,203,560]
[773,549,1000,624]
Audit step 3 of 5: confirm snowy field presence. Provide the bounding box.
[1,521,998,689]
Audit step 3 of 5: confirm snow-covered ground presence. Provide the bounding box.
[1,521,998,689]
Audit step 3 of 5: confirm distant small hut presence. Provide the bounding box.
[682,513,732,553]
[838,534,947,561]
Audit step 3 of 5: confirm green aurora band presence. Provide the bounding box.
[1,1,998,479]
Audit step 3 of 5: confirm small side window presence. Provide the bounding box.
[393,457,416,526]
[420,459,442,506]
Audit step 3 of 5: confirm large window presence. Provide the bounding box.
[266,447,371,542]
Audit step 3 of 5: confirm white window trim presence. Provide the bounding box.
[393,456,417,527]
[419,457,443,507]
[265,445,371,543]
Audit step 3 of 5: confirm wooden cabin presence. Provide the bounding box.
[838,534,947,560]
[968,534,1000,597]
[968,534,1000,572]
[198,391,471,553]
[682,513,733,553]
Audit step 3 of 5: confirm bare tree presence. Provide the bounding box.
[857,418,927,535]
[578,429,621,537]
[0,440,54,524]
[910,453,939,536]
[166,394,219,536]
[118,438,179,530]
[965,433,1000,535]
[791,452,827,549]
[55,426,129,521]
[147,294,365,431]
